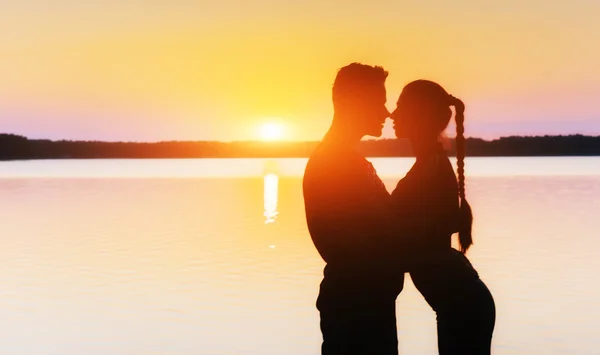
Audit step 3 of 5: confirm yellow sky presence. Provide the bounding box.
[1,1,599,141]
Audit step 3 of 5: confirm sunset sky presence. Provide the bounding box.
[1,1,599,142]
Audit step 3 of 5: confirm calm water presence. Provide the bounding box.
[1,157,600,355]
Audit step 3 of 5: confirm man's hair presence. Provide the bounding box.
[332,63,388,103]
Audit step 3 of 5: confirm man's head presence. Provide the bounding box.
[332,63,390,138]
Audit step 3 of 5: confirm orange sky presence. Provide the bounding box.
[1,1,599,141]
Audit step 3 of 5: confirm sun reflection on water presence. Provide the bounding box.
[263,173,279,224]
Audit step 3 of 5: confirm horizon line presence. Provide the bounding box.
[3,133,599,145]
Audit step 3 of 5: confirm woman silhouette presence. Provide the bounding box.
[390,80,496,354]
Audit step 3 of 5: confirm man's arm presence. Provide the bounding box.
[304,162,426,271]
[303,157,398,264]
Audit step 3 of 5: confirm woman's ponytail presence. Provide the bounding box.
[451,96,473,253]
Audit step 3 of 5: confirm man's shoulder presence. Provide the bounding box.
[305,144,362,177]
[304,144,372,196]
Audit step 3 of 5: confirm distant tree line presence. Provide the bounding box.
[1,133,600,160]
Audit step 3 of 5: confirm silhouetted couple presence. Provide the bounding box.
[303,63,496,355]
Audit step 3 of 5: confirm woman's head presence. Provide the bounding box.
[391,79,473,253]
[390,80,454,141]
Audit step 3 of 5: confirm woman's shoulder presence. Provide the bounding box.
[401,153,445,182]
[392,154,457,198]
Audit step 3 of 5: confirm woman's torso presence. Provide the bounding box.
[391,149,460,251]
[391,148,481,308]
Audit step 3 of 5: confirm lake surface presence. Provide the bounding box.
[1,157,599,355]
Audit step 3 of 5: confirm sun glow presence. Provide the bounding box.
[259,122,285,141]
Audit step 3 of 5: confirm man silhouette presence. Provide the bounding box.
[303,63,405,355]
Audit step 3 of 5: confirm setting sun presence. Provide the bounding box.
[259,122,285,141]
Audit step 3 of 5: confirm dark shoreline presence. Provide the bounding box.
[2,133,600,160]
